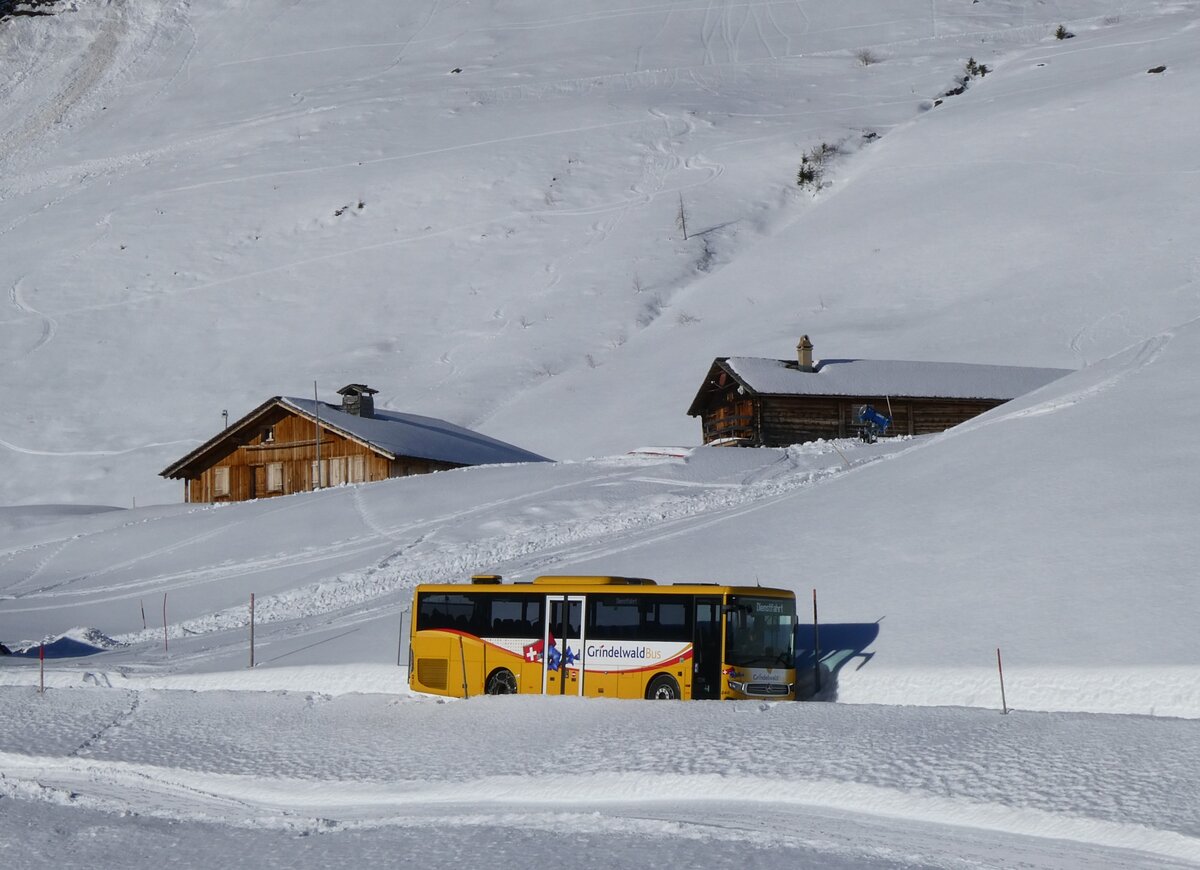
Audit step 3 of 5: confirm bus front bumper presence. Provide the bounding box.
[727,680,794,699]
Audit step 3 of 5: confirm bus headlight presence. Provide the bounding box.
[728,680,747,694]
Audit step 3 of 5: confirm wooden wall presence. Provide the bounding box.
[700,395,1007,447]
[185,409,460,503]
[910,399,999,435]
[701,396,755,443]
[758,396,842,443]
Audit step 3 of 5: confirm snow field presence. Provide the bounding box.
[1,688,1198,866]
[4,0,1200,865]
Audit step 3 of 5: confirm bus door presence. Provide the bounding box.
[692,597,722,699]
[543,595,586,695]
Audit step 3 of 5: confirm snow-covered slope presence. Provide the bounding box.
[4,0,1196,506]
[3,321,1198,716]
[3,2,1200,864]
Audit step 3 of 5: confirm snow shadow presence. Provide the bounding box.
[794,621,880,700]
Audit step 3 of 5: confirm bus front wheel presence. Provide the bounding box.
[485,668,518,695]
[646,674,680,700]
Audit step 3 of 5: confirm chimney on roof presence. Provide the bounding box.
[337,383,378,417]
[797,335,814,372]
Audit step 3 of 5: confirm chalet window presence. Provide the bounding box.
[329,457,346,486]
[263,426,275,443]
[311,460,328,488]
[266,463,283,493]
[213,467,230,497]
[348,455,366,484]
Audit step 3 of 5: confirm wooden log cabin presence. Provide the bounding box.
[160,384,549,503]
[687,336,1072,446]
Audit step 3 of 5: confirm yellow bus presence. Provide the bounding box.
[408,575,797,700]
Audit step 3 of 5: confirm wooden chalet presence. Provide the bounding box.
[687,336,1072,446]
[160,384,549,503]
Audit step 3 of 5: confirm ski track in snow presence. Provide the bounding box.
[2,4,1200,864]
[2,494,322,601]
[0,1,128,163]
[2,0,1159,349]
[965,332,1173,430]
[199,448,875,637]
[0,443,895,643]
[1,690,1198,866]
[6,276,56,358]
[2,754,1196,864]
[162,119,649,195]
[0,435,196,458]
[192,450,858,631]
[68,692,142,758]
[161,4,198,96]
[3,535,73,593]
[3,469,635,612]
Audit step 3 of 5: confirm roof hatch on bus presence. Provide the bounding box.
[532,575,657,586]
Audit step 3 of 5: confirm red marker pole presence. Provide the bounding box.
[162,592,169,652]
[249,593,255,669]
[39,643,45,695]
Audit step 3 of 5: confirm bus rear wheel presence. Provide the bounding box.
[485,668,518,695]
[646,674,681,700]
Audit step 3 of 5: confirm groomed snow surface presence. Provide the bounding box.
[3,0,1200,866]
[4,428,1199,866]
[3,690,1199,869]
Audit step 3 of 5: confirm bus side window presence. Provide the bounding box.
[417,594,482,634]
[550,599,581,637]
[485,595,542,638]
[415,595,444,630]
[525,599,542,636]
[639,599,690,642]
[591,596,639,640]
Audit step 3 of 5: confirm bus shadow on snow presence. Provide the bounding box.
[793,621,880,701]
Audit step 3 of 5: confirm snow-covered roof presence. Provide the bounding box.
[160,396,549,478]
[723,357,1072,400]
[281,397,550,467]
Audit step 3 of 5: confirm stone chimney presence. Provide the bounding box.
[796,335,814,372]
[337,383,378,417]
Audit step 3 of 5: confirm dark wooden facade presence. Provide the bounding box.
[184,409,458,503]
[689,362,1010,447]
[163,402,460,504]
[162,385,549,504]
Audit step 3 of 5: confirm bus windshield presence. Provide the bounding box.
[725,596,796,668]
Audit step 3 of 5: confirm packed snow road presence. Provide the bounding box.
[1,685,1197,868]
